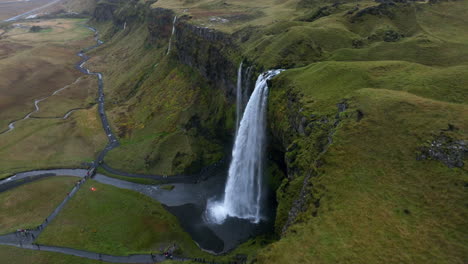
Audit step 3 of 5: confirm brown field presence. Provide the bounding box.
[0,18,107,178]
[32,75,97,117]
[0,18,93,129]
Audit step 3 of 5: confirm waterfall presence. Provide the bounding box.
[236,62,244,133]
[242,66,253,111]
[166,15,177,55]
[206,69,284,224]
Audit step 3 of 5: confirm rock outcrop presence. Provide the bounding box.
[418,131,467,168]
[174,17,240,100]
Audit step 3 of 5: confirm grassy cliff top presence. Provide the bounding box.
[152,0,334,33]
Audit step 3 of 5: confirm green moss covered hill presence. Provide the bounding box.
[67,0,467,263]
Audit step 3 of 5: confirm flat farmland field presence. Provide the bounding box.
[0,19,94,128]
[0,18,107,178]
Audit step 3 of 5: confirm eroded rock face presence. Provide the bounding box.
[418,132,467,168]
[93,2,240,100]
[93,0,126,22]
[175,19,239,100]
[147,8,175,46]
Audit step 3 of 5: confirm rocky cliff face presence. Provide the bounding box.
[97,4,241,100]
[146,8,175,46]
[93,0,123,22]
[90,0,314,233]
[174,17,240,100]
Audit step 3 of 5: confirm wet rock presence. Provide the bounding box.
[417,132,467,168]
[384,30,404,42]
[147,8,175,46]
[352,39,365,48]
[298,117,308,136]
[93,0,129,22]
[175,18,239,100]
[347,6,360,15]
[281,102,347,235]
[356,109,364,122]
[353,2,396,20]
[208,16,229,23]
[337,101,348,113]
[301,5,336,22]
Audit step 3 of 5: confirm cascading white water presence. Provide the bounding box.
[235,62,243,133]
[206,69,284,224]
[166,15,177,55]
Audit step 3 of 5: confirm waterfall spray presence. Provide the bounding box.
[206,69,284,224]
[236,62,243,133]
[166,15,177,55]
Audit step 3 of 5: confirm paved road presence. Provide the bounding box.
[0,26,232,264]
[0,25,239,264]
[0,27,191,264]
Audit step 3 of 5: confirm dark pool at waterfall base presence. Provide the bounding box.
[91,163,276,254]
[165,201,275,253]
[162,167,276,253]
[1,166,276,254]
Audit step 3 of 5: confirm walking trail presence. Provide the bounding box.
[0,25,225,264]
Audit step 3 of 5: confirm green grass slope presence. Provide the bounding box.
[265,85,468,263]
[40,0,467,263]
[0,176,78,234]
[36,180,201,256]
[86,21,231,176]
[260,1,468,263]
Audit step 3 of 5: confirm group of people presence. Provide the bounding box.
[164,251,173,259]
[15,229,35,240]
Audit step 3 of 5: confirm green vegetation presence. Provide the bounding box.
[0,245,110,264]
[0,176,78,234]
[33,75,98,118]
[35,179,270,262]
[259,1,468,263]
[36,180,201,256]
[153,0,306,33]
[86,20,230,176]
[262,87,468,264]
[0,107,107,177]
[0,18,107,177]
[2,0,467,263]
[0,19,93,129]
[84,0,468,262]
